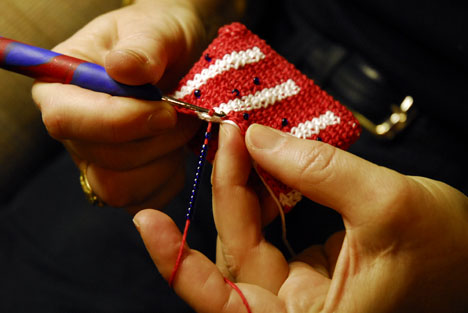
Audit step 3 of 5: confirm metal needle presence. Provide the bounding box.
[161,96,226,118]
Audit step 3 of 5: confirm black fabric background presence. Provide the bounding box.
[1,1,467,312]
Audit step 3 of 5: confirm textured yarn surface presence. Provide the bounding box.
[173,22,361,212]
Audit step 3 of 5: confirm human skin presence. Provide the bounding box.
[134,123,468,313]
[31,0,244,213]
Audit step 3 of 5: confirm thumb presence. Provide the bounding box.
[103,2,202,86]
[245,124,414,228]
[104,27,169,86]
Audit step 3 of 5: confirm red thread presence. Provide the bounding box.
[205,119,213,137]
[169,218,191,287]
[224,277,252,313]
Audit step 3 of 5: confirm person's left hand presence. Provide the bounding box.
[134,123,468,313]
[32,0,212,212]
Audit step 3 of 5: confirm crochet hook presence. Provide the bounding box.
[0,36,223,117]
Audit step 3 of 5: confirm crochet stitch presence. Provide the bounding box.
[173,22,361,212]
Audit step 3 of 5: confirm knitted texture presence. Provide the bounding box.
[173,23,361,212]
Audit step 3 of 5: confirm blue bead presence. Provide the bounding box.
[281,118,288,127]
[194,89,202,98]
[253,77,260,85]
[243,113,249,120]
[317,137,322,142]
[204,54,212,62]
[232,89,240,97]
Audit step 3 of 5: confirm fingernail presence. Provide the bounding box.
[113,48,150,66]
[105,47,163,85]
[246,124,287,151]
[147,108,177,131]
[132,217,141,232]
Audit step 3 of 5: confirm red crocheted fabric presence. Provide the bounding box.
[173,23,361,212]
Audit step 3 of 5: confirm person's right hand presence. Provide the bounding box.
[135,123,468,313]
[32,0,242,212]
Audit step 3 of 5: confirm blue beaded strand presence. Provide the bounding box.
[186,124,212,221]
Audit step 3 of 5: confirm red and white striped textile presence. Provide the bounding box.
[173,23,361,212]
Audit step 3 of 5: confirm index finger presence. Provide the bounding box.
[32,82,176,142]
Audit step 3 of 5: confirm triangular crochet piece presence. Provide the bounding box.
[172,22,361,212]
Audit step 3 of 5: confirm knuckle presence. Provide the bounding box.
[211,166,229,192]
[86,146,128,170]
[97,178,134,208]
[95,95,146,144]
[107,121,122,144]
[375,174,422,229]
[92,153,185,208]
[42,110,66,140]
[36,87,69,140]
[295,142,337,190]
[220,248,242,278]
[86,143,144,171]
[106,97,132,142]
[385,175,414,207]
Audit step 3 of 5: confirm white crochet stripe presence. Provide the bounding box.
[213,79,300,115]
[290,111,341,139]
[173,47,266,99]
[279,190,302,208]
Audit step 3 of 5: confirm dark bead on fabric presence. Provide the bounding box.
[194,89,202,98]
[253,77,260,85]
[243,113,249,120]
[281,118,289,126]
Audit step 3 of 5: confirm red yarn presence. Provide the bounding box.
[169,218,190,287]
[224,277,253,313]
[173,22,361,212]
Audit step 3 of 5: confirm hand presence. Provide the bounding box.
[32,0,243,212]
[134,123,468,312]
